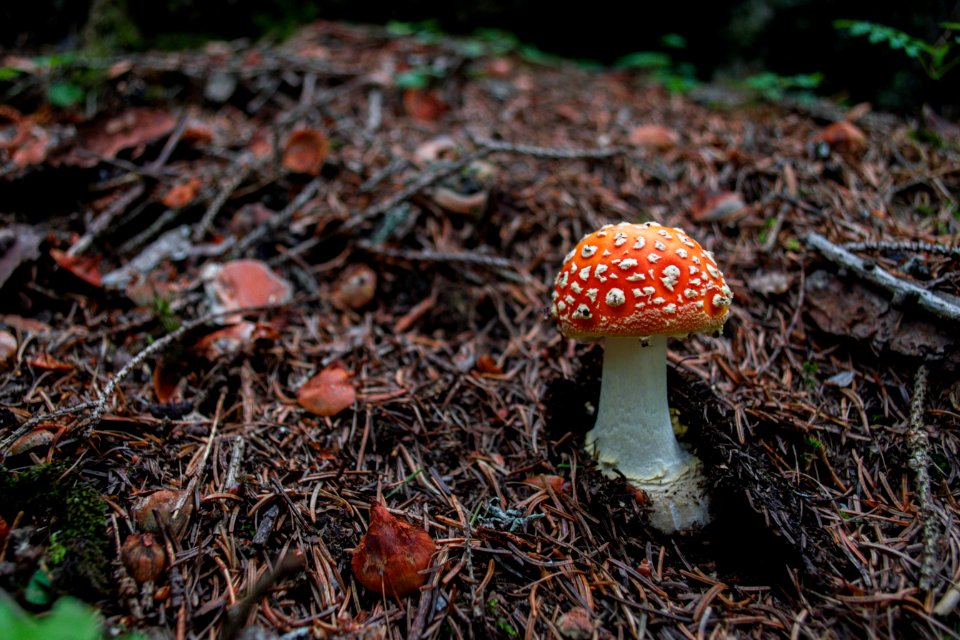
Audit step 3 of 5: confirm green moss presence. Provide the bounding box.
[0,464,111,600]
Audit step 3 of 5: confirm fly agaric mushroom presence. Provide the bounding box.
[551,221,733,532]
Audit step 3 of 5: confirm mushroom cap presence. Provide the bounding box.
[552,222,732,339]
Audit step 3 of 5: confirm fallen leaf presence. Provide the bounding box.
[282,127,329,176]
[70,107,177,166]
[298,366,356,417]
[28,353,73,371]
[628,124,679,150]
[812,121,866,153]
[691,189,746,222]
[403,88,447,123]
[50,249,102,287]
[160,177,203,209]
[203,259,293,319]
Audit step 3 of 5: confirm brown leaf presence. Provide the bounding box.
[402,89,447,123]
[72,107,176,166]
[691,189,746,222]
[812,121,866,152]
[50,249,102,287]
[153,361,181,403]
[628,124,679,150]
[297,366,356,417]
[351,502,436,599]
[282,127,329,176]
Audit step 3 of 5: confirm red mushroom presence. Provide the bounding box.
[552,221,733,532]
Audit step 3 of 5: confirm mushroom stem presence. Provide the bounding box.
[586,335,710,532]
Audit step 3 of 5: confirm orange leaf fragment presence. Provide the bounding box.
[402,89,447,123]
[160,177,203,209]
[28,353,73,371]
[50,249,102,287]
[352,502,436,599]
[282,127,329,176]
[297,366,356,417]
[812,121,866,152]
[522,474,569,493]
[628,124,679,150]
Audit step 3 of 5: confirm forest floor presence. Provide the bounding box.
[1,20,959,640]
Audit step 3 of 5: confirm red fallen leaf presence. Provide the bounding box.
[298,366,356,417]
[282,127,329,176]
[72,107,176,166]
[352,502,436,599]
[50,249,102,287]
[204,259,293,317]
[160,177,203,209]
[691,189,746,222]
[812,121,867,152]
[475,355,502,375]
[628,124,679,150]
[153,361,181,403]
[28,353,73,371]
[402,88,447,123]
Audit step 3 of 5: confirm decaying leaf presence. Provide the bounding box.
[50,249,102,287]
[203,259,293,319]
[161,177,203,209]
[282,127,329,176]
[297,366,357,417]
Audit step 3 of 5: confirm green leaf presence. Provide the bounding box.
[0,67,22,81]
[47,82,85,108]
[23,567,54,606]
[660,33,687,49]
[393,68,434,89]
[615,51,672,70]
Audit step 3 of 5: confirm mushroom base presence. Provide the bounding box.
[586,335,711,533]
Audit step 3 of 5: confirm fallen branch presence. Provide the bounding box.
[805,232,960,324]
[907,364,940,591]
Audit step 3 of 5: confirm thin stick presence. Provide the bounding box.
[192,153,258,242]
[907,364,939,591]
[805,232,960,323]
[842,240,960,258]
[343,151,491,232]
[1,302,290,453]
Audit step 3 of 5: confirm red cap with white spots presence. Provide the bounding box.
[552,222,732,339]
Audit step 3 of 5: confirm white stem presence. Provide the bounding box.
[586,335,710,532]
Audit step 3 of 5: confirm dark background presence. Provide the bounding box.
[2,0,959,114]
